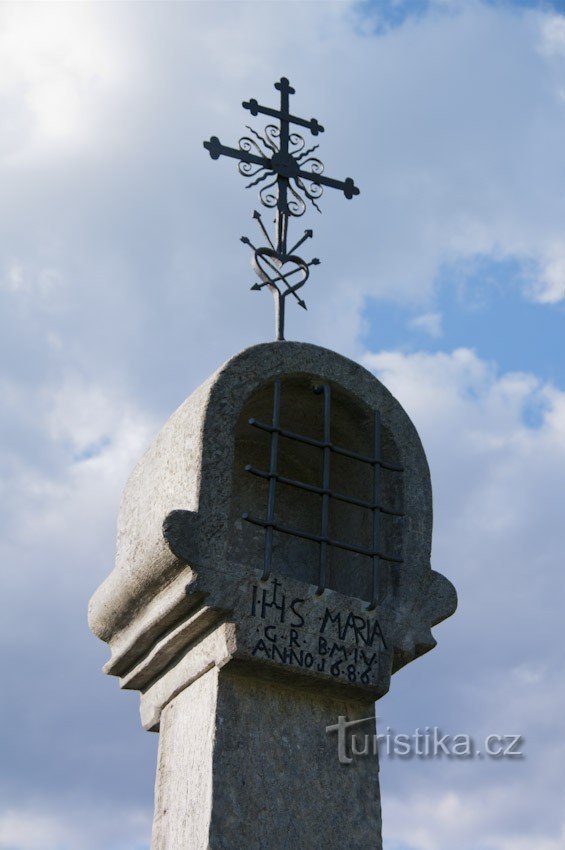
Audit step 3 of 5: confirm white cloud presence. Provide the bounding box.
[44,373,147,459]
[0,805,151,850]
[53,390,155,551]
[385,789,565,850]
[0,371,156,648]
[530,240,565,303]
[1,261,65,306]
[0,810,71,850]
[0,3,128,159]
[539,12,565,57]
[407,311,443,337]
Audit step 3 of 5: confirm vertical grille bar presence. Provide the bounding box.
[315,384,331,595]
[261,377,281,580]
[367,409,381,611]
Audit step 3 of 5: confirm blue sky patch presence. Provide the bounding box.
[364,253,565,386]
[355,0,565,35]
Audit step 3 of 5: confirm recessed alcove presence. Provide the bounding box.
[229,374,404,603]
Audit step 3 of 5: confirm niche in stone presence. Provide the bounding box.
[229,375,404,607]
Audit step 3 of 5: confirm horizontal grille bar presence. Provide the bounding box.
[242,512,404,563]
[248,418,403,472]
[245,465,404,517]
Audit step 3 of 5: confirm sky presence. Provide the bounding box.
[0,1,564,848]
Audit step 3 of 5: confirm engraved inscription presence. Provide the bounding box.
[249,577,386,686]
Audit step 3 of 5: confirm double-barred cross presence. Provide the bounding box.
[204,76,359,259]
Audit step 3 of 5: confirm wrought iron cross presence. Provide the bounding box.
[204,77,359,341]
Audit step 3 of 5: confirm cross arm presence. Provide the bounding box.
[242,100,324,136]
[203,136,271,170]
[296,167,360,199]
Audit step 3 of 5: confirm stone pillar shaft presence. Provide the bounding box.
[151,665,381,850]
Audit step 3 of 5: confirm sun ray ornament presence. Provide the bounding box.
[203,77,360,340]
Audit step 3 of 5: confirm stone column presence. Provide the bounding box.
[152,664,380,849]
[89,342,456,850]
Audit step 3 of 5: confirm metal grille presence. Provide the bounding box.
[242,379,404,610]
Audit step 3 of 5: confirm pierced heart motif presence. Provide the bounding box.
[252,247,309,307]
[240,210,321,339]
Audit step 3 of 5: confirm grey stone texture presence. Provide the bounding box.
[152,665,380,850]
[89,341,457,849]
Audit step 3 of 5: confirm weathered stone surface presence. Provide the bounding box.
[152,665,381,850]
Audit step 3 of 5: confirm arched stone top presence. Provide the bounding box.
[89,342,456,704]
